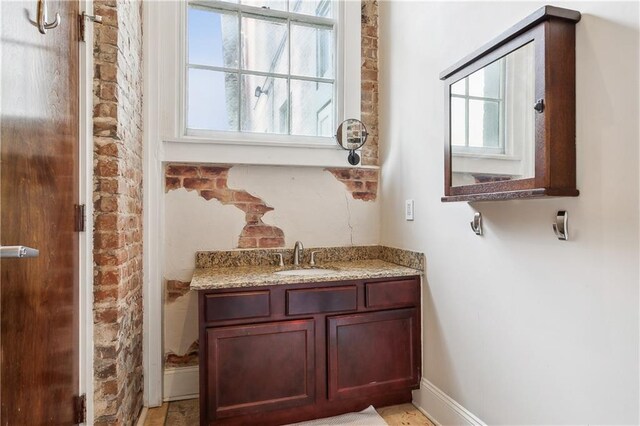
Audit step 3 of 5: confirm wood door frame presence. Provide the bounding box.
[79,0,95,422]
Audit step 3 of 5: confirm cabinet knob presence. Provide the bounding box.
[534,98,545,113]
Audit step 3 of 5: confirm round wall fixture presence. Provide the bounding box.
[335,119,368,165]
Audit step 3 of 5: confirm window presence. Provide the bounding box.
[186,0,336,139]
[450,58,505,154]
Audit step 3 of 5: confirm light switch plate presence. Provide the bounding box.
[405,199,414,221]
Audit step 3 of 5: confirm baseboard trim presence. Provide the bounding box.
[163,366,199,401]
[412,378,486,426]
[135,406,148,426]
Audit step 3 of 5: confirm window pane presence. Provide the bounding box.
[468,59,501,99]
[241,74,288,133]
[468,100,500,148]
[290,79,333,136]
[290,0,332,17]
[188,69,239,131]
[241,15,288,74]
[451,79,465,96]
[188,7,239,68]
[241,0,287,11]
[291,24,333,78]
[451,97,466,146]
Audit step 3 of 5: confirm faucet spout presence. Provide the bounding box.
[293,241,304,266]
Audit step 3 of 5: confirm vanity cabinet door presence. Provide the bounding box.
[327,309,420,400]
[204,319,315,421]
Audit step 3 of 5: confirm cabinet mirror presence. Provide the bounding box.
[450,42,535,187]
[441,6,581,202]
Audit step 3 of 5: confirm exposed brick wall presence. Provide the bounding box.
[326,1,380,195]
[93,1,144,424]
[165,279,192,304]
[326,168,379,201]
[165,340,200,368]
[361,0,379,166]
[165,164,285,248]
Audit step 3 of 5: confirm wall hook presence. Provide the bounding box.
[470,212,483,236]
[553,211,569,241]
[37,0,61,34]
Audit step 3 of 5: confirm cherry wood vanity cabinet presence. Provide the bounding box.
[197,275,421,425]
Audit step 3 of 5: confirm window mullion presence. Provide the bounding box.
[237,10,242,131]
[287,15,292,135]
[465,79,470,147]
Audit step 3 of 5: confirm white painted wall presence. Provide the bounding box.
[379,1,639,424]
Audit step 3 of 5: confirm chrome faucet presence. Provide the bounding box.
[293,241,304,266]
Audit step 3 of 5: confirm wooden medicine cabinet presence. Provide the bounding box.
[441,6,581,202]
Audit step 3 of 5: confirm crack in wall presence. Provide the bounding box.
[344,192,355,245]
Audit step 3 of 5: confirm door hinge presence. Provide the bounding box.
[74,204,86,232]
[73,394,86,424]
[78,11,102,42]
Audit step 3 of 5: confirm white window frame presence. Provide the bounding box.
[152,0,361,166]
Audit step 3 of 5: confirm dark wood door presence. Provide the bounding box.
[1,0,80,424]
[327,309,420,400]
[204,320,315,422]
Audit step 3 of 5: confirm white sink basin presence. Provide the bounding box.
[274,268,337,276]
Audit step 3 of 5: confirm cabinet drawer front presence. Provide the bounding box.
[205,320,315,420]
[286,286,357,315]
[366,278,419,309]
[204,290,270,322]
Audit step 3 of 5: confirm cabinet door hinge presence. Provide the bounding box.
[74,204,86,232]
[73,394,86,424]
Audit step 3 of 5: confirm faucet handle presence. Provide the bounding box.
[273,252,284,267]
[309,251,320,266]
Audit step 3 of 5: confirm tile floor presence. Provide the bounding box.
[143,400,435,426]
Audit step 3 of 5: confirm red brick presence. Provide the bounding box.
[165,280,191,303]
[165,176,181,192]
[182,178,215,191]
[238,237,258,248]
[352,192,376,202]
[241,225,276,238]
[165,164,198,177]
[199,189,233,203]
[96,159,119,177]
[258,237,285,248]
[199,166,230,177]
[232,191,262,203]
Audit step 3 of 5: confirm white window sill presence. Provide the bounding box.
[161,137,372,168]
[453,151,521,161]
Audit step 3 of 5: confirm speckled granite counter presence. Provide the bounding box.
[190,259,421,290]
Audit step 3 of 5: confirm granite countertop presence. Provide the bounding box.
[190,259,421,291]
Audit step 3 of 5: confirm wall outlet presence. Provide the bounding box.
[405,199,414,221]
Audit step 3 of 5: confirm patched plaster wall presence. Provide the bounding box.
[163,165,380,368]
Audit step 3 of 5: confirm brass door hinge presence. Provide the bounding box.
[73,394,86,424]
[74,204,86,232]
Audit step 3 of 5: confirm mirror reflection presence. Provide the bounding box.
[336,119,368,151]
[335,118,368,166]
[450,42,535,187]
